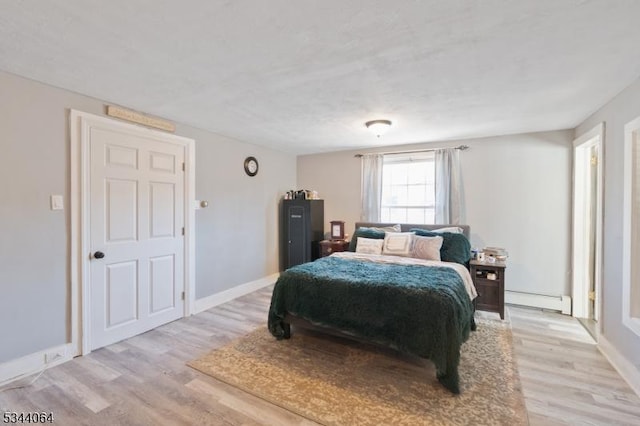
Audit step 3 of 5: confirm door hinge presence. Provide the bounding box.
[181,291,185,301]
[181,227,185,235]
[588,291,596,301]
[591,155,598,166]
[182,162,185,171]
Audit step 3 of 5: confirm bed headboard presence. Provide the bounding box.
[354,222,470,239]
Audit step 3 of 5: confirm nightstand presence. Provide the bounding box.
[319,240,350,257]
[470,259,506,319]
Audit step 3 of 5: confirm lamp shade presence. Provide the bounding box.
[365,119,392,137]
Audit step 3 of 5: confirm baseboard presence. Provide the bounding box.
[1,274,280,387]
[193,273,280,314]
[506,291,572,315]
[0,342,74,387]
[598,335,640,397]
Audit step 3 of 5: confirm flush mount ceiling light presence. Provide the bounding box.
[365,119,392,137]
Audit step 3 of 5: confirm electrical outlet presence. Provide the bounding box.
[44,348,66,364]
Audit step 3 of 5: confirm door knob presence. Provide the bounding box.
[94,251,105,259]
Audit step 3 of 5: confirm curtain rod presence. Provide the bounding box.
[353,144,469,158]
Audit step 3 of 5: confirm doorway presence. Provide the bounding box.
[70,110,196,355]
[572,123,604,339]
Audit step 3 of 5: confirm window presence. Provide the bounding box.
[380,152,435,224]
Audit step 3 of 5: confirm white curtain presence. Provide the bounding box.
[360,154,384,222]
[435,148,463,224]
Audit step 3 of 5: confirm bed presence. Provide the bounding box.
[267,222,477,394]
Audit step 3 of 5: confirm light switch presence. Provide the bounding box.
[51,195,64,210]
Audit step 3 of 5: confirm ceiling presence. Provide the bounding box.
[2,1,640,155]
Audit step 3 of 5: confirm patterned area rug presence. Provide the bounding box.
[188,317,528,426]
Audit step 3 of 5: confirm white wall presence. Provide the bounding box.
[576,76,640,378]
[190,128,295,298]
[0,70,296,364]
[298,130,574,297]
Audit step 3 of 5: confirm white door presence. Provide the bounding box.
[572,123,603,324]
[89,126,185,350]
[587,144,599,321]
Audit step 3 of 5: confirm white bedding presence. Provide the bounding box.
[330,251,478,301]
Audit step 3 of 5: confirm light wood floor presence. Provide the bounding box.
[510,307,640,425]
[1,285,639,425]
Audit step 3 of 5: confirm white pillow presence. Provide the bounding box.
[355,237,384,255]
[412,235,444,261]
[382,232,415,257]
[431,226,464,234]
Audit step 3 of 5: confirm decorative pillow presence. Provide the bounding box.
[348,226,398,251]
[410,229,471,264]
[355,237,384,255]
[412,235,443,261]
[431,226,464,234]
[382,232,415,257]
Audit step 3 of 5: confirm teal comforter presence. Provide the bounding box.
[268,256,475,394]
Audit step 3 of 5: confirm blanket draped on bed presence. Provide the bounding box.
[268,256,475,394]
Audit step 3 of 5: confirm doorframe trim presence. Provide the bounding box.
[571,122,604,327]
[623,116,640,337]
[69,110,196,356]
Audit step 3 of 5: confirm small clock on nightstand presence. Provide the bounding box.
[330,221,345,240]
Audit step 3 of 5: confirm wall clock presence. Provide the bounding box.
[244,156,259,176]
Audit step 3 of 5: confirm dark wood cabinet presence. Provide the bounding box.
[319,240,350,257]
[470,260,506,319]
[281,199,324,270]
